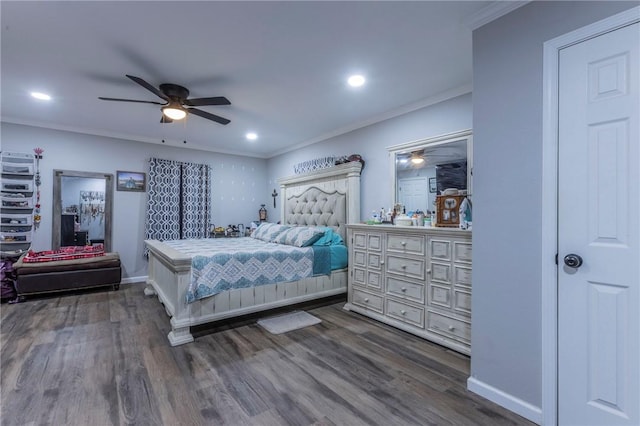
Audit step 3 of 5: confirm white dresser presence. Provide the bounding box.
[344,224,472,355]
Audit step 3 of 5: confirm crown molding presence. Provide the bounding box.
[466,1,531,30]
[267,83,472,159]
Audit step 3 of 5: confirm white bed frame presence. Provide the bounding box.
[144,162,362,345]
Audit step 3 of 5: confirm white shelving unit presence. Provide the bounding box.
[1,152,35,254]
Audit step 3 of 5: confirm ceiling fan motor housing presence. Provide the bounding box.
[159,83,189,100]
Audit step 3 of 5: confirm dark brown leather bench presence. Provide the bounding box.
[13,252,121,297]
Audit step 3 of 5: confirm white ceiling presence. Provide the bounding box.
[0,1,519,158]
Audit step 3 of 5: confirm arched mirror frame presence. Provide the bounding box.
[387,129,473,210]
[52,169,114,251]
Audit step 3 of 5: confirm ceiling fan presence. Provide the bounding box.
[98,75,231,125]
[398,149,459,165]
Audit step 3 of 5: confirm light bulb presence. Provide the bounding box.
[162,106,186,120]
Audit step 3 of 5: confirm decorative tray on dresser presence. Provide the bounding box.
[344,224,472,355]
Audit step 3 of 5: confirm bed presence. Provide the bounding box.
[144,162,362,345]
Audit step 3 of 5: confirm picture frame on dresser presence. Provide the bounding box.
[429,177,437,193]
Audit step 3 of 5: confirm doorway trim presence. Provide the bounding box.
[541,6,639,426]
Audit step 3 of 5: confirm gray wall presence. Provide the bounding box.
[267,92,472,219]
[471,0,636,409]
[1,122,268,280]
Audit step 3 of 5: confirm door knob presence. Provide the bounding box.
[564,254,583,268]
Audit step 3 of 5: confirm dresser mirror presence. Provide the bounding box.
[388,129,472,215]
[52,170,113,251]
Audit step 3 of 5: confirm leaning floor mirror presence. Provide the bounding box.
[52,170,114,251]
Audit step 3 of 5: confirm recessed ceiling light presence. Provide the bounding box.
[347,75,366,88]
[30,91,51,101]
[246,132,258,141]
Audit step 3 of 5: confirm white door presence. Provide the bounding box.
[398,177,428,212]
[558,22,639,426]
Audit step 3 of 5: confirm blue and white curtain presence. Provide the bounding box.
[145,158,211,245]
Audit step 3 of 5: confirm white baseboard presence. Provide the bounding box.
[121,275,148,285]
[467,376,542,425]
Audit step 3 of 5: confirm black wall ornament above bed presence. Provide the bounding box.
[271,189,278,208]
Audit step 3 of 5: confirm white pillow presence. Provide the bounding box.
[273,226,325,247]
[250,223,290,242]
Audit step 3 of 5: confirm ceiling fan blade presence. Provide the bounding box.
[183,96,231,107]
[98,97,164,105]
[160,115,173,124]
[125,75,168,101]
[187,108,230,125]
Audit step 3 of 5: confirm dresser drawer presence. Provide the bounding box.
[1,196,33,209]
[386,276,424,303]
[1,213,32,226]
[1,179,33,193]
[1,231,31,243]
[386,298,424,328]
[387,234,425,256]
[427,310,470,344]
[351,289,384,313]
[387,255,425,280]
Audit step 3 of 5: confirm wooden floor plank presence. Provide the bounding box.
[1,284,535,426]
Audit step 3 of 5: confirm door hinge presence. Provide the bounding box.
[555,253,558,265]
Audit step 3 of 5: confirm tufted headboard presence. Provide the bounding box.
[283,187,346,237]
[277,162,362,242]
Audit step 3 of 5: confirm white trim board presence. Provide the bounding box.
[121,276,148,285]
[467,377,542,424]
[541,6,640,426]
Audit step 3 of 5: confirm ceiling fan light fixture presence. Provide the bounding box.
[162,105,187,120]
[410,153,425,164]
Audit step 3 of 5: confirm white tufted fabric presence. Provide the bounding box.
[283,187,347,240]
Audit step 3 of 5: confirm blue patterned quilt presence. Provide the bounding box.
[163,238,331,303]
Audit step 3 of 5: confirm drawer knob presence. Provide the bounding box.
[448,326,455,331]
[401,310,406,315]
[380,260,385,264]
[401,241,406,246]
[402,264,407,269]
[364,298,369,302]
[401,287,407,292]
[427,269,432,274]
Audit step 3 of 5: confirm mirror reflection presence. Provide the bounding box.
[52,170,113,251]
[389,130,472,215]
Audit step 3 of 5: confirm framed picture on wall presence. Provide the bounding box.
[116,171,146,192]
[429,177,437,193]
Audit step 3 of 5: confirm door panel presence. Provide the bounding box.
[398,177,428,212]
[558,22,639,426]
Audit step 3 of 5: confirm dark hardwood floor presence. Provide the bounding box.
[1,284,534,426]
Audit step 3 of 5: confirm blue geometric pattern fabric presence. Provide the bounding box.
[145,158,181,243]
[181,162,211,239]
[163,238,331,303]
[145,158,212,249]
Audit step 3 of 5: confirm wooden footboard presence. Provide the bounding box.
[145,239,347,346]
